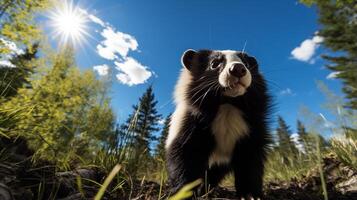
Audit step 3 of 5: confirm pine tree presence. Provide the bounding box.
[156,114,171,161]
[276,116,299,160]
[297,120,308,150]
[301,0,357,109]
[296,120,317,154]
[296,119,329,154]
[0,43,39,98]
[133,86,161,154]
[123,85,162,174]
[297,120,307,138]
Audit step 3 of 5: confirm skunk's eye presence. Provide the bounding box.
[210,59,221,70]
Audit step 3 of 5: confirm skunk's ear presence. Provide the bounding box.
[246,55,258,69]
[239,52,258,69]
[181,49,197,70]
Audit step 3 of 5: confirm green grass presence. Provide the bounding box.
[264,150,317,182]
[1,86,356,200]
[94,164,122,200]
[168,179,202,200]
[331,137,357,170]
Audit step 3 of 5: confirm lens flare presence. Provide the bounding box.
[48,0,89,46]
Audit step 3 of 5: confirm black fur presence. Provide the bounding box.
[166,50,272,199]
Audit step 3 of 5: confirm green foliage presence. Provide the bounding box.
[131,85,162,152]
[266,82,356,188]
[169,179,202,200]
[155,113,171,161]
[301,0,357,109]
[0,48,115,168]
[265,149,317,181]
[331,137,357,170]
[266,116,331,182]
[1,1,356,198]
[297,119,328,155]
[94,164,122,200]
[0,0,50,54]
[0,43,39,98]
[297,120,310,152]
[275,116,299,161]
[119,85,162,175]
[301,0,355,7]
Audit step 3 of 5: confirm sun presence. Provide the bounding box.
[48,0,89,46]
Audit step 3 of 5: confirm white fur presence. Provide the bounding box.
[165,104,186,149]
[218,50,252,97]
[166,50,252,150]
[209,104,249,166]
[165,69,199,149]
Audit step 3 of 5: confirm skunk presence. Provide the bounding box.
[165,49,272,199]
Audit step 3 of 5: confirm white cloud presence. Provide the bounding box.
[326,71,340,79]
[0,38,22,68]
[0,60,16,68]
[279,88,295,96]
[88,14,106,27]
[158,118,165,125]
[290,133,304,152]
[115,57,152,86]
[93,64,110,76]
[0,38,24,56]
[96,26,138,60]
[79,10,153,86]
[78,8,105,27]
[97,44,117,60]
[291,35,323,63]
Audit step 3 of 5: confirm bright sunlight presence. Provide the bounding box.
[48,0,89,46]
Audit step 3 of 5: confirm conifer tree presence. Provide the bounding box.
[296,119,317,154]
[133,86,161,154]
[296,119,329,154]
[123,85,161,174]
[301,0,357,109]
[297,120,308,150]
[0,43,39,98]
[297,120,307,138]
[156,114,171,161]
[276,116,299,160]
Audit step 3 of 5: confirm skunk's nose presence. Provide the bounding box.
[229,63,247,78]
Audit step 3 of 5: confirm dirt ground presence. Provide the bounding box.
[1,137,356,200]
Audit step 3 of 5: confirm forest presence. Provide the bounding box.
[0,0,356,200]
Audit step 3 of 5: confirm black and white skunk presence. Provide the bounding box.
[165,49,272,199]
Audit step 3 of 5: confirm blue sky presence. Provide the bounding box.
[41,0,344,136]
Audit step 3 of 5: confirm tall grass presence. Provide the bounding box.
[315,134,328,200]
[2,73,356,200]
[330,137,357,170]
[94,164,122,200]
[168,179,202,200]
[265,149,317,181]
[92,105,141,173]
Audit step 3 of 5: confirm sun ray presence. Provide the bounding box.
[48,0,89,47]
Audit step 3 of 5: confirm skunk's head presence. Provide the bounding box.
[181,49,259,100]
